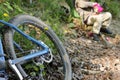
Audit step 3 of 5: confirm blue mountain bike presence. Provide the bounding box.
[0,14,72,80]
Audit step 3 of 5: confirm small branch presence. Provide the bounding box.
[81,68,101,75]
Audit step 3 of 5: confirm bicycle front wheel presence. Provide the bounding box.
[3,14,72,80]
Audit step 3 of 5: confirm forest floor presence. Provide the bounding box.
[64,19,120,80]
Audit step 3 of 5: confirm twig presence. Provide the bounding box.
[81,68,101,75]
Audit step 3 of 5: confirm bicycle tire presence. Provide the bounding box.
[3,14,72,80]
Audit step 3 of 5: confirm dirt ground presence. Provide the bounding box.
[64,19,120,80]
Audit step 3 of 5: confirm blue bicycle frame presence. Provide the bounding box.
[0,38,5,70]
[0,20,50,79]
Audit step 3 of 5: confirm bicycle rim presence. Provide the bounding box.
[3,14,72,80]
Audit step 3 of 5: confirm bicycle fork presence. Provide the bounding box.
[8,60,23,80]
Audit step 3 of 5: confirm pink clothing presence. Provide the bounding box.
[93,3,103,13]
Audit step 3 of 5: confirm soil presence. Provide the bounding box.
[64,19,120,80]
